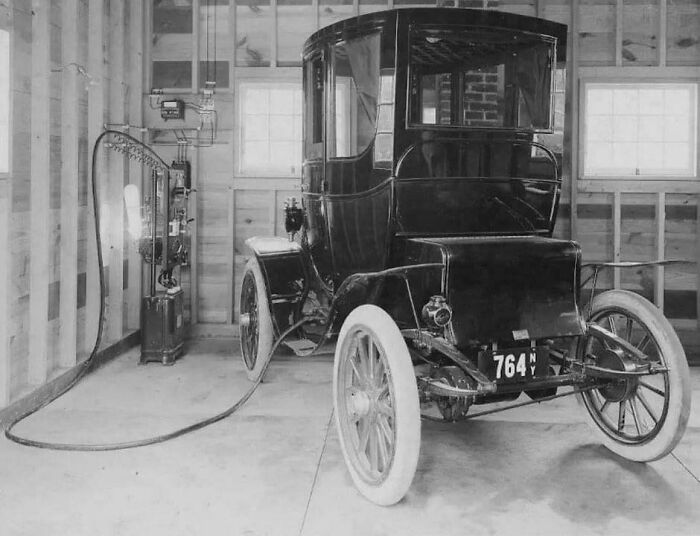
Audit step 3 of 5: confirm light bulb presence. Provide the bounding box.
[123,184,142,239]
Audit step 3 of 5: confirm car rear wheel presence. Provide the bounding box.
[578,290,691,461]
[239,257,274,382]
[333,305,421,506]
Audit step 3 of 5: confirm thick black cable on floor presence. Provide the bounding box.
[4,131,311,451]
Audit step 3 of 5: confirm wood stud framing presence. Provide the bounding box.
[0,0,145,405]
[58,0,81,369]
[28,0,51,385]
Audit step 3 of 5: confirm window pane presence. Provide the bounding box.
[238,84,303,176]
[330,33,381,158]
[235,0,272,67]
[304,57,324,159]
[409,26,555,130]
[583,83,697,177]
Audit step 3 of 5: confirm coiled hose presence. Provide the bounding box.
[4,131,313,451]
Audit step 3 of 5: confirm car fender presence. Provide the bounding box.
[244,237,309,333]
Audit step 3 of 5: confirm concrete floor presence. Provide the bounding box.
[1,339,699,536]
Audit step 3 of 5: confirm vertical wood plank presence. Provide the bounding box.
[229,0,236,92]
[0,3,13,405]
[85,0,104,357]
[192,0,200,92]
[28,0,51,384]
[227,186,235,324]
[107,0,125,342]
[613,191,621,289]
[615,0,623,67]
[271,0,278,68]
[570,0,580,241]
[655,191,665,310]
[126,0,145,331]
[144,0,153,93]
[659,0,667,67]
[269,189,277,236]
[696,193,700,328]
[58,0,80,368]
[190,146,199,325]
[0,195,9,404]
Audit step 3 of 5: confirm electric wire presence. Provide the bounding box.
[4,131,311,451]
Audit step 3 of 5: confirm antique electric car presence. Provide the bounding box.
[239,8,691,505]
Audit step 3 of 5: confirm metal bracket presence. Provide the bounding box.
[402,329,496,393]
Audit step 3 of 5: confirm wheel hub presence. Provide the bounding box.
[350,390,372,418]
[239,312,251,328]
[596,348,638,402]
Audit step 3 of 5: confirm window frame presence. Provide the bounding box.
[406,25,558,133]
[326,30,383,162]
[579,78,700,181]
[233,70,303,178]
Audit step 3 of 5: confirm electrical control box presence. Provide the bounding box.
[160,99,185,120]
[140,290,185,365]
[170,160,191,191]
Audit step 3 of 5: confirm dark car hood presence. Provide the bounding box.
[404,236,584,347]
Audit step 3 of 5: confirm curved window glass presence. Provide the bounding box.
[328,32,381,158]
[409,26,555,131]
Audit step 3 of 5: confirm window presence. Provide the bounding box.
[0,29,8,173]
[583,83,698,177]
[409,26,555,131]
[328,33,381,159]
[304,56,324,160]
[237,82,302,176]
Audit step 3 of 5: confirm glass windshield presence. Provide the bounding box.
[409,26,555,130]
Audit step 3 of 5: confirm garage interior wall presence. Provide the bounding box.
[0,0,145,408]
[145,0,700,337]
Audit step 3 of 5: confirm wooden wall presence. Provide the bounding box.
[143,0,700,339]
[0,0,145,408]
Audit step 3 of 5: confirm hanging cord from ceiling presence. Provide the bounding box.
[3,131,314,451]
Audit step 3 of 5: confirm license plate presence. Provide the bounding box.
[487,349,542,383]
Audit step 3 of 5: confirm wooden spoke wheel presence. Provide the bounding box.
[579,290,691,461]
[333,305,421,506]
[239,257,274,382]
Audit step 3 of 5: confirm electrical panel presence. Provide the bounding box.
[160,99,185,120]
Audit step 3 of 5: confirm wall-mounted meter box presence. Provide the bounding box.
[160,99,185,120]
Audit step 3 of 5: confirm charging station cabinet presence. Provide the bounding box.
[140,290,185,365]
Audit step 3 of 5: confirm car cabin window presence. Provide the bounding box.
[328,32,381,159]
[304,56,324,161]
[409,26,555,131]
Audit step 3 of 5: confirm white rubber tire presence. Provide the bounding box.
[578,290,691,462]
[239,257,274,382]
[333,305,421,506]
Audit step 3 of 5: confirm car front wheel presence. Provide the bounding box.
[333,305,421,506]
